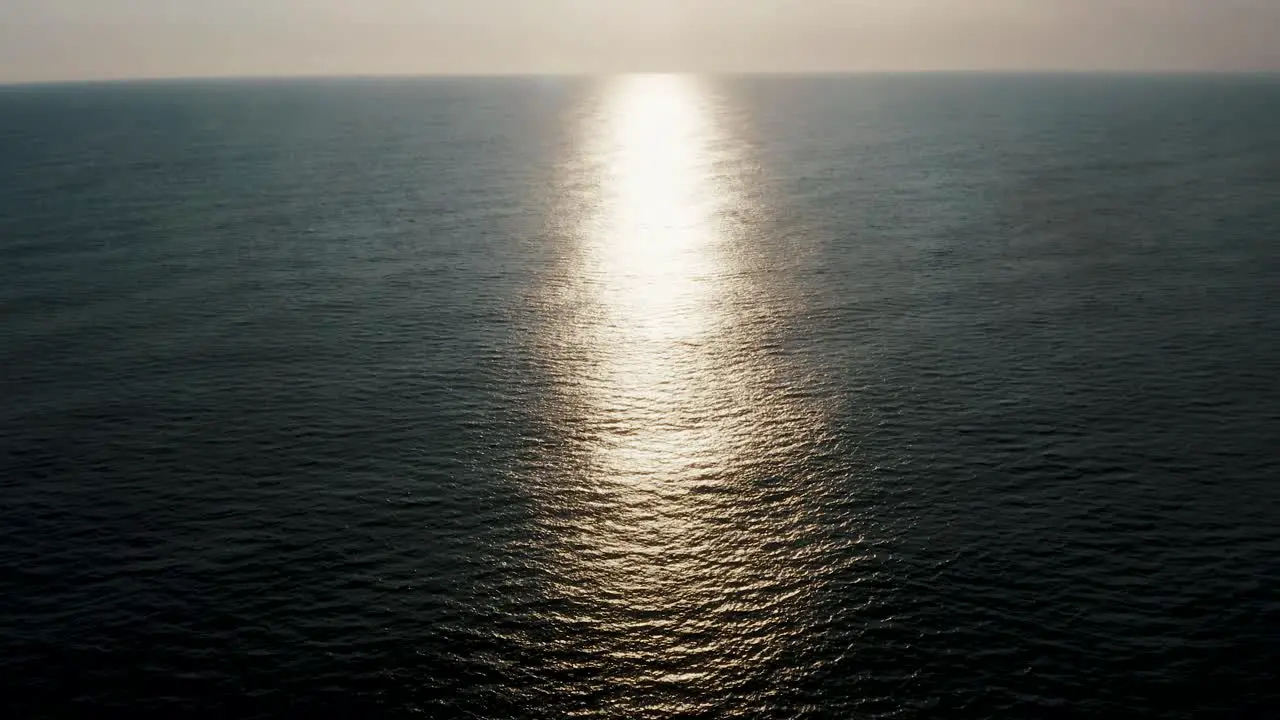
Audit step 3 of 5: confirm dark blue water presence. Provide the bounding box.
[2,75,1279,718]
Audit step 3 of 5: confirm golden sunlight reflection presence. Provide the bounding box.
[571,75,740,516]
[592,75,719,345]
[535,75,839,712]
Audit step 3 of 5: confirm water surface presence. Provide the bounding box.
[2,74,1279,717]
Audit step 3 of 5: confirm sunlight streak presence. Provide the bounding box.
[531,75,838,713]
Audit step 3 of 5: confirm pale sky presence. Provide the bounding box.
[3,0,1279,82]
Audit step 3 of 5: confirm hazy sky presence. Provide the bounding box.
[3,1,1279,82]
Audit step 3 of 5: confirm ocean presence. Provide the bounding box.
[1,74,1278,717]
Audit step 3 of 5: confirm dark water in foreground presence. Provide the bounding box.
[2,75,1279,717]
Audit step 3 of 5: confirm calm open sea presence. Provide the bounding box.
[2,75,1278,717]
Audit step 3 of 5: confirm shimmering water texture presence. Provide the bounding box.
[2,75,1279,717]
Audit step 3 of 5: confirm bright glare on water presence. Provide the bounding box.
[533,76,839,711]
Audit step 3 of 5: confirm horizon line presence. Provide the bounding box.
[4,68,1280,89]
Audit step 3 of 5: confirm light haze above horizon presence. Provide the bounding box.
[3,0,1279,83]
